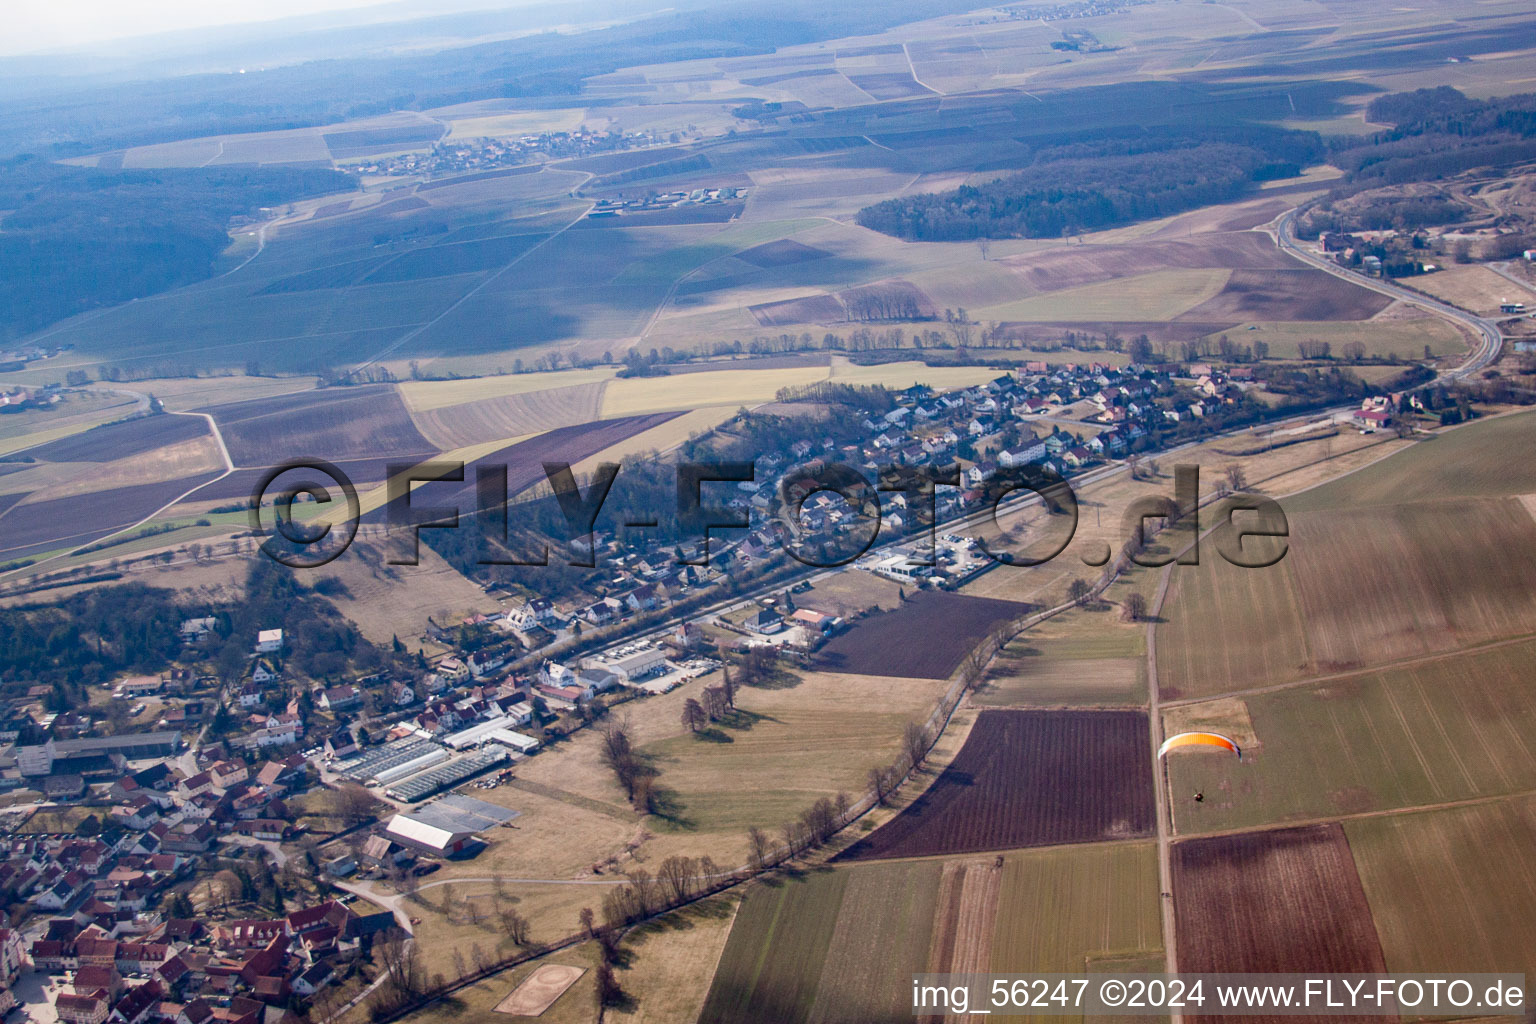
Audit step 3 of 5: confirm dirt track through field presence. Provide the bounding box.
[917,859,1003,1024]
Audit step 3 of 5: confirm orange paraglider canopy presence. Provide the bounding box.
[1158,732,1241,760]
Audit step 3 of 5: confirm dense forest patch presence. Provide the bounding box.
[0,157,354,341]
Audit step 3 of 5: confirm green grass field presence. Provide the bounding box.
[698,842,1160,1023]
[1156,497,1536,700]
[1348,795,1536,977]
[990,841,1163,974]
[698,869,850,1024]
[1163,636,1536,835]
[1196,319,1468,361]
[808,860,944,1023]
[633,669,948,837]
[1285,410,1536,514]
[977,650,1147,708]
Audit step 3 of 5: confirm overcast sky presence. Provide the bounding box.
[5,0,420,56]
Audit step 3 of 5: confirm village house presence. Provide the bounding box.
[318,685,361,712]
[248,713,301,749]
[207,761,248,791]
[742,607,783,635]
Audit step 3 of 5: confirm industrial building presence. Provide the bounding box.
[382,794,519,856]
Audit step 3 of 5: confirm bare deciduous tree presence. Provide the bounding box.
[377,930,425,1006]
[1122,592,1148,623]
[657,855,695,906]
[500,908,531,947]
[333,781,377,826]
[903,721,929,772]
[870,764,896,806]
[1224,463,1247,494]
[702,686,728,721]
[598,716,644,800]
[746,826,773,871]
[720,664,737,708]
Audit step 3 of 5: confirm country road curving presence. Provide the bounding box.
[1275,207,1503,382]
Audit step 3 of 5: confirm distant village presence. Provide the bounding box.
[348,127,670,180]
[587,186,746,219]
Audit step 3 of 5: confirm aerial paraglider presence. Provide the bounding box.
[1158,732,1242,760]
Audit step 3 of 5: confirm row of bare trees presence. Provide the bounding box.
[597,715,662,812]
[680,665,738,732]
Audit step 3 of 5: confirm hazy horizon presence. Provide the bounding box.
[3,0,537,58]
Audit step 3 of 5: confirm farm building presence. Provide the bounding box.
[790,608,841,633]
[1352,408,1392,432]
[385,749,510,802]
[383,795,519,856]
[371,746,450,786]
[383,813,475,856]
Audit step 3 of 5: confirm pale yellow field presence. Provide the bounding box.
[974,268,1233,322]
[311,538,500,645]
[443,108,590,138]
[608,898,740,1024]
[1201,319,1468,359]
[473,666,950,888]
[131,374,321,411]
[826,357,1003,389]
[1405,265,1536,316]
[398,369,616,412]
[568,406,736,476]
[1259,165,1346,189]
[0,389,140,455]
[600,366,828,416]
[0,416,119,458]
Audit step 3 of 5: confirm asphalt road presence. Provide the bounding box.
[1275,208,1503,381]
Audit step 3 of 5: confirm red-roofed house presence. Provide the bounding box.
[110,979,164,1024]
[57,993,109,1024]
